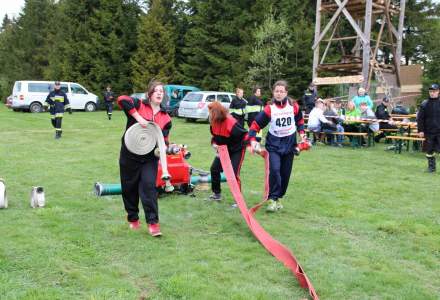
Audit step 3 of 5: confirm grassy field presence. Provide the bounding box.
[0,105,439,300]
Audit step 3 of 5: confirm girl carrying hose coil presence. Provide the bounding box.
[117,81,172,237]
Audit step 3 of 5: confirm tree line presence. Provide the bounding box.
[0,0,438,101]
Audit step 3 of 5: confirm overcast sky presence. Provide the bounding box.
[1,0,439,23]
[0,0,25,21]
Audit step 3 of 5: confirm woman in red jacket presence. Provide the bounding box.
[117,81,172,237]
[208,101,248,201]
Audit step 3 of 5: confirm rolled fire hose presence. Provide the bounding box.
[94,174,227,196]
[0,178,7,209]
[124,122,174,192]
[218,146,319,299]
[30,186,45,208]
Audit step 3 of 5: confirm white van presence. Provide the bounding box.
[11,81,99,113]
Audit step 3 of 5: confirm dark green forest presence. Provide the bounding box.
[0,0,438,100]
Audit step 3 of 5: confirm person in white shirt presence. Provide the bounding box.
[307,98,333,144]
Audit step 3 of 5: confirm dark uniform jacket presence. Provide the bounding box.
[104,91,115,102]
[375,103,391,120]
[210,115,248,153]
[246,95,263,126]
[117,95,172,162]
[417,97,440,135]
[45,89,70,115]
[302,89,317,113]
[229,97,247,126]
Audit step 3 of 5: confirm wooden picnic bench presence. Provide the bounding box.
[305,129,367,148]
[385,135,425,154]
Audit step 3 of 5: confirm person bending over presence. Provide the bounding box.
[208,101,248,201]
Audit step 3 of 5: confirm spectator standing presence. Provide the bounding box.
[229,87,247,127]
[302,83,317,114]
[246,86,264,141]
[352,87,373,109]
[103,85,115,120]
[417,83,440,173]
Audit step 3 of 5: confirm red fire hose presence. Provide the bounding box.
[218,145,319,300]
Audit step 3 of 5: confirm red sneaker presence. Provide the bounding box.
[129,220,140,230]
[148,223,162,237]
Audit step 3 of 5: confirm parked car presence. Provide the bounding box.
[130,92,147,101]
[11,81,99,113]
[164,85,200,116]
[177,91,236,121]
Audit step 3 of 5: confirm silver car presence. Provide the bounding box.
[177,91,236,121]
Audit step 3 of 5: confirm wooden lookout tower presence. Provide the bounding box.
[312,0,406,97]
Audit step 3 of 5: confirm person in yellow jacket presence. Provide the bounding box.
[229,87,247,127]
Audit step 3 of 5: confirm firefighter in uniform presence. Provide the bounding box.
[249,80,306,212]
[417,83,440,173]
[103,85,115,120]
[44,81,72,139]
[246,86,264,141]
[229,87,247,127]
[207,101,248,201]
[117,81,172,237]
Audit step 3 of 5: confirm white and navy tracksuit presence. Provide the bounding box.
[117,95,172,225]
[249,98,305,201]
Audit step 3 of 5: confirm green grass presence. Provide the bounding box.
[0,105,439,299]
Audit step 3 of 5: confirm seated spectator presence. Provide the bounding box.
[359,101,379,145]
[334,99,346,117]
[323,99,344,147]
[360,102,379,132]
[307,98,333,144]
[352,87,373,109]
[343,101,361,132]
[374,97,398,143]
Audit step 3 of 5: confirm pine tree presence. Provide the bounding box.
[45,0,141,96]
[14,0,56,80]
[180,0,254,91]
[131,0,176,91]
[247,11,292,92]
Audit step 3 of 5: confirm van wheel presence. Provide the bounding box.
[29,102,43,113]
[85,102,97,112]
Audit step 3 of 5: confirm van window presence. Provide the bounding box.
[28,83,51,93]
[60,84,69,93]
[217,94,230,103]
[71,84,88,94]
[183,93,203,102]
[206,95,216,102]
[13,82,22,93]
[49,83,69,93]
